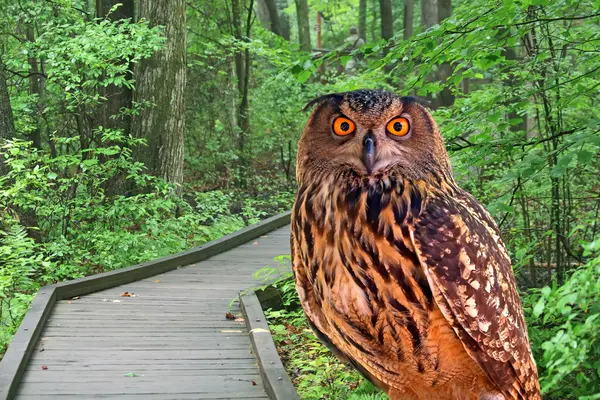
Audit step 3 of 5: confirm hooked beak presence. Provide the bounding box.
[363,133,375,174]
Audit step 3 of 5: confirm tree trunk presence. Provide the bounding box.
[403,0,414,40]
[359,0,367,42]
[437,0,454,107]
[371,0,378,42]
[379,0,393,40]
[420,0,437,29]
[96,0,134,136]
[277,0,291,40]
[26,26,43,149]
[131,0,186,187]
[295,0,311,51]
[263,0,283,37]
[0,59,16,152]
[231,0,254,188]
[256,0,271,29]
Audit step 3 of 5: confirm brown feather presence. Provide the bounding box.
[292,90,541,400]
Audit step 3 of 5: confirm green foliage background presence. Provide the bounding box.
[1,0,599,398]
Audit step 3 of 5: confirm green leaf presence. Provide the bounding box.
[297,70,312,84]
[533,297,545,318]
[577,150,594,164]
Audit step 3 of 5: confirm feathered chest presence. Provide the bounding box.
[291,174,436,334]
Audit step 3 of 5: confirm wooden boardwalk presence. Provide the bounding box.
[13,225,291,399]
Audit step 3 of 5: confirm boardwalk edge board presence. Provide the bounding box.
[240,291,300,400]
[0,211,291,400]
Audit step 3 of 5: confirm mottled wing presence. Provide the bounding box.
[409,190,541,400]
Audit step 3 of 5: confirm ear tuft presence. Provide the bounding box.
[303,93,344,112]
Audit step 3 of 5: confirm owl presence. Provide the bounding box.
[291,90,541,400]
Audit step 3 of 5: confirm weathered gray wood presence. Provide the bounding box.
[54,212,290,299]
[16,395,269,399]
[0,287,57,399]
[4,219,292,400]
[241,292,300,400]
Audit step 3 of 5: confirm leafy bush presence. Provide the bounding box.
[524,240,600,399]
[0,134,282,356]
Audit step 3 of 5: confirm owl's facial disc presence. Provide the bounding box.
[362,133,376,174]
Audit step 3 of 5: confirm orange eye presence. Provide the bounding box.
[332,117,356,136]
[386,117,410,137]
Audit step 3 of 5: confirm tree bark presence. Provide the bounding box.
[231,0,254,188]
[263,0,283,37]
[420,0,437,29]
[0,59,16,151]
[379,0,393,40]
[131,0,186,187]
[25,26,43,149]
[403,0,414,40]
[437,0,454,107]
[256,0,271,29]
[295,0,311,51]
[276,0,291,40]
[359,0,367,42]
[371,0,378,42]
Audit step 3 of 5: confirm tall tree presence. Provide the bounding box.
[379,0,393,40]
[0,59,15,153]
[359,0,367,42]
[131,0,186,187]
[95,0,134,135]
[403,0,414,39]
[263,0,283,37]
[437,0,454,107]
[278,0,291,40]
[295,0,311,51]
[420,0,437,29]
[25,25,43,149]
[231,0,254,187]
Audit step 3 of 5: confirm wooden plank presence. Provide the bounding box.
[16,378,269,395]
[0,287,57,399]
[54,212,290,300]
[7,221,293,400]
[241,292,300,400]
[21,372,262,383]
[27,359,259,367]
[16,394,269,399]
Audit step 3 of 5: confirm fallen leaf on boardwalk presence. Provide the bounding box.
[252,380,257,386]
[70,296,80,300]
[154,279,161,283]
[234,318,245,322]
[41,365,48,370]
[225,312,236,320]
[67,301,72,304]
[220,329,243,333]
[124,372,137,377]
[252,241,259,245]
[120,292,136,297]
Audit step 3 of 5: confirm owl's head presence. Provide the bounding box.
[296,90,453,185]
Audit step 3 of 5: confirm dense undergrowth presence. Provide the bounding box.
[1,0,599,397]
[0,135,294,355]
